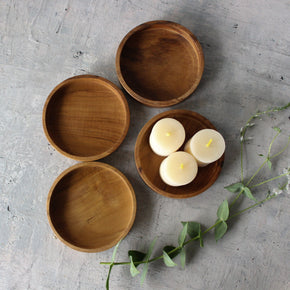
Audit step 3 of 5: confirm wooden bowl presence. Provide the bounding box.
[43,75,130,161]
[47,162,136,252]
[135,110,224,198]
[116,20,204,107]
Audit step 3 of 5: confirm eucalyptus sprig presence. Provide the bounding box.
[101,103,290,289]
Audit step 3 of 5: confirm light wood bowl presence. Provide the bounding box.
[135,110,224,198]
[47,162,136,252]
[116,20,204,107]
[43,75,130,161]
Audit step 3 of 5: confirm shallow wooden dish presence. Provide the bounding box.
[135,110,224,198]
[47,162,136,252]
[43,75,130,161]
[116,20,204,107]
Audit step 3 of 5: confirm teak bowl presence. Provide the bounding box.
[47,162,136,252]
[116,20,204,107]
[43,75,130,161]
[135,110,224,198]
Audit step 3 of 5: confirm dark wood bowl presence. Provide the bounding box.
[135,110,224,198]
[43,75,130,161]
[47,162,136,252]
[116,20,204,107]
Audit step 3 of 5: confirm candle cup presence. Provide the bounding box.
[149,118,185,156]
[185,129,225,167]
[159,151,198,186]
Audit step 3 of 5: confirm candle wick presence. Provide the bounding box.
[180,163,184,169]
[206,138,213,147]
[166,132,171,137]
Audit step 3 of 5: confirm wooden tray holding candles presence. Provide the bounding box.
[135,110,225,198]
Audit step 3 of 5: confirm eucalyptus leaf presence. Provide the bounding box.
[144,237,157,261]
[163,246,180,259]
[215,221,228,241]
[140,237,157,285]
[128,250,146,267]
[178,222,188,247]
[129,256,140,277]
[163,250,177,267]
[180,248,186,269]
[243,187,257,201]
[182,221,201,238]
[140,263,149,285]
[225,182,243,193]
[111,240,121,262]
[217,200,229,221]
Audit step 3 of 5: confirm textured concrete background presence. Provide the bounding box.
[0,0,289,289]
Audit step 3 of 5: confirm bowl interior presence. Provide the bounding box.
[47,162,136,252]
[43,75,129,161]
[117,21,204,107]
[135,110,224,198]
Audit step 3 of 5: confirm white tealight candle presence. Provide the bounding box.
[159,151,198,186]
[149,118,185,156]
[184,129,225,167]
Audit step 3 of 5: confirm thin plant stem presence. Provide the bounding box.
[270,137,290,159]
[100,195,275,267]
[229,188,244,208]
[250,172,289,188]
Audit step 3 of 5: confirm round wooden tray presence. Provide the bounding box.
[47,162,136,252]
[116,20,204,107]
[135,110,224,198]
[43,75,130,161]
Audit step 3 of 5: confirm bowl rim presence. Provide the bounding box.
[134,109,224,198]
[116,20,205,107]
[42,74,130,161]
[46,161,137,252]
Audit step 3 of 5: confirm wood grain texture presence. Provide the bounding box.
[116,21,204,107]
[0,0,289,289]
[135,110,224,198]
[47,162,136,252]
[43,75,130,161]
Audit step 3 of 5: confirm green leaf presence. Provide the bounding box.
[163,250,177,267]
[140,237,157,285]
[182,221,201,238]
[111,240,121,262]
[267,159,272,169]
[258,154,264,157]
[144,237,157,261]
[215,221,228,241]
[225,182,243,193]
[178,222,188,247]
[129,256,140,277]
[273,127,281,133]
[163,246,181,259]
[140,263,149,285]
[217,200,229,221]
[128,250,146,267]
[180,248,186,269]
[243,187,257,201]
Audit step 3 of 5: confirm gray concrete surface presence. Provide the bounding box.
[0,0,289,289]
